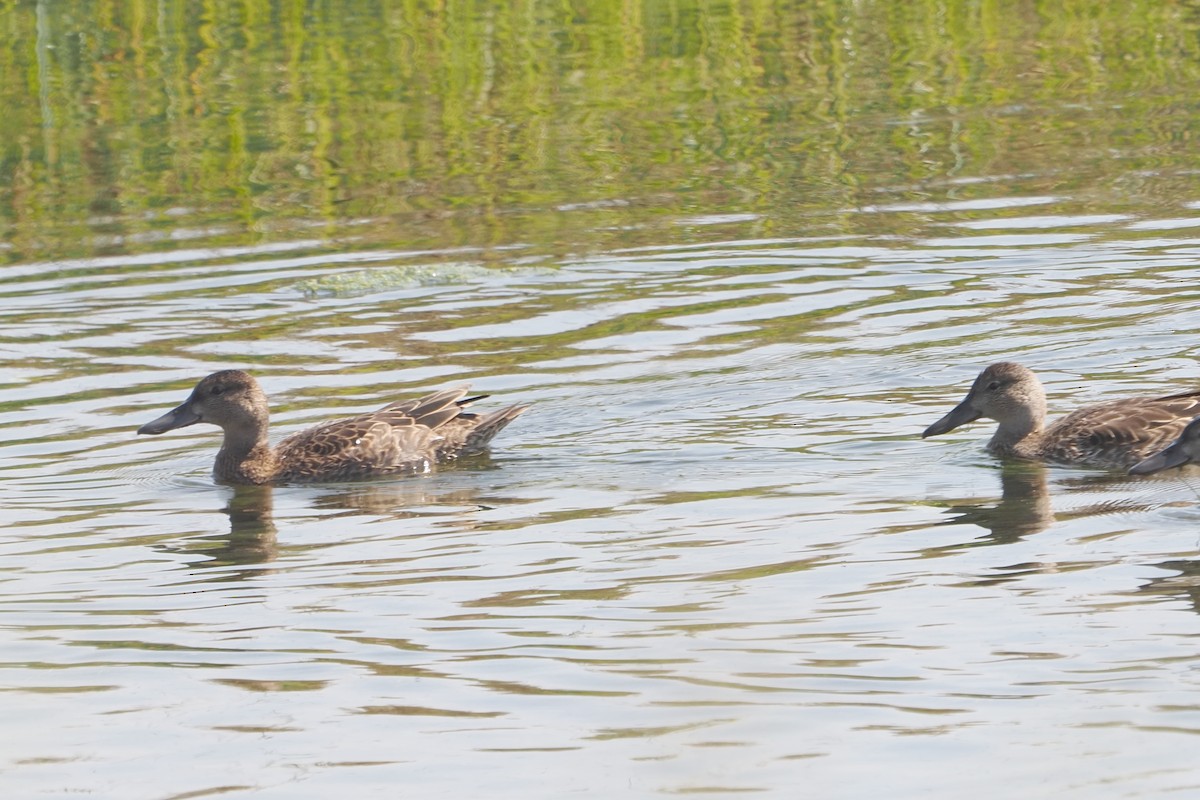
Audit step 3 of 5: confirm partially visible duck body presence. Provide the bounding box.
[137,370,528,485]
[1129,416,1200,475]
[922,362,1200,469]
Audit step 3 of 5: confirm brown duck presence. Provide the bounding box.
[137,370,528,484]
[922,361,1200,469]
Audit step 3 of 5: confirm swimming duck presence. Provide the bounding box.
[137,370,528,484]
[922,362,1200,469]
[1128,416,1200,475]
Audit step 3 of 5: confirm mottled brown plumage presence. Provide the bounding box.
[137,370,527,484]
[922,362,1200,469]
[1129,416,1200,475]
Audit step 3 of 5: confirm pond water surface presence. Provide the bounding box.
[7,3,1200,799]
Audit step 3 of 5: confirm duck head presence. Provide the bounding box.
[138,370,269,437]
[923,362,1047,439]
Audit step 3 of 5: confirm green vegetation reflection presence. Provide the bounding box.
[3,0,1200,262]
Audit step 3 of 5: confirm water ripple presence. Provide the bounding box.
[6,200,1200,797]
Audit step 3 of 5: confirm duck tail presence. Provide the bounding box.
[459,404,530,456]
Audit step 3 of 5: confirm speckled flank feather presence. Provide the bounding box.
[273,388,528,482]
[1034,390,1200,468]
[1036,391,1200,465]
[923,361,1200,469]
[1129,416,1200,475]
[137,371,528,485]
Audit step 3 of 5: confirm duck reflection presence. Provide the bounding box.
[178,484,279,577]
[308,477,503,518]
[936,462,1055,543]
[932,462,1167,548]
[1137,559,1200,613]
[177,467,508,578]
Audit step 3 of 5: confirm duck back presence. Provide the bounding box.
[1039,390,1200,468]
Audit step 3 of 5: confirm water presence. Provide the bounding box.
[7,212,1200,798]
[9,2,1200,798]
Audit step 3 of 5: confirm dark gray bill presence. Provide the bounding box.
[137,402,201,435]
[922,396,981,438]
[1128,443,1192,476]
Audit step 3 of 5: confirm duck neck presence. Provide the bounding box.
[988,407,1045,459]
[214,422,277,485]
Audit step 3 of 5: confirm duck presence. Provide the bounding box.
[1129,416,1200,475]
[137,370,528,485]
[921,361,1200,469]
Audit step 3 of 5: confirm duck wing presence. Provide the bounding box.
[391,385,528,460]
[274,386,481,481]
[434,403,530,460]
[1041,390,1200,468]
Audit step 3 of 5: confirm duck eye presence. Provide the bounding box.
[211,386,224,396]
[986,381,1000,391]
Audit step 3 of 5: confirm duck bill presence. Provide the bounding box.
[922,396,981,438]
[137,402,201,435]
[1129,443,1192,476]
